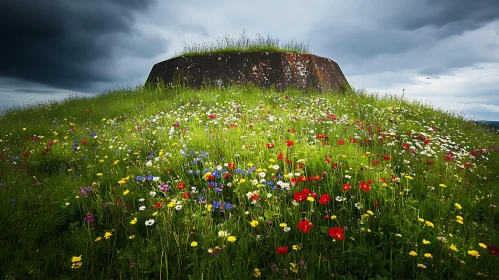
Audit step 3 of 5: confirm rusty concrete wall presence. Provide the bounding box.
[145,52,350,93]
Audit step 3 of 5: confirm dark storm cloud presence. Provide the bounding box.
[0,0,162,91]
[313,0,499,74]
[400,0,499,35]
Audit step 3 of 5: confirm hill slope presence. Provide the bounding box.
[0,85,498,279]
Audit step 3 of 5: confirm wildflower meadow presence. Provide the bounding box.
[0,84,498,279]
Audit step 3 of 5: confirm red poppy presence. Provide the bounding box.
[251,193,259,201]
[285,140,294,146]
[293,188,310,202]
[316,134,325,139]
[359,181,371,192]
[266,143,274,149]
[328,113,338,120]
[177,182,187,190]
[298,219,313,233]
[342,183,351,191]
[309,175,321,181]
[227,162,236,169]
[319,194,330,204]
[183,192,190,199]
[329,227,344,241]
[488,246,499,256]
[277,246,289,255]
[383,155,391,160]
[277,153,284,160]
[153,201,166,209]
[337,139,345,145]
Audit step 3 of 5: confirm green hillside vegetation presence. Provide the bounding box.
[477,121,499,132]
[0,83,498,279]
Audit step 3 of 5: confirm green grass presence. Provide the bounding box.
[173,31,309,58]
[0,83,498,279]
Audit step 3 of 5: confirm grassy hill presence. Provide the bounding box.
[0,84,498,279]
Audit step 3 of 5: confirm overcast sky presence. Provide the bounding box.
[1,0,498,120]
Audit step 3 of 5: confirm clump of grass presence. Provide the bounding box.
[173,31,309,57]
[0,83,498,279]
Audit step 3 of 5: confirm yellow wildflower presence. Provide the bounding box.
[409,251,417,256]
[290,263,298,273]
[279,223,287,227]
[468,250,480,258]
[417,264,427,269]
[449,244,458,252]
[254,268,261,278]
[367,210,374,216]
[203,172,212,180]
[307,196,315,202]
[129,235,135,239]
[292,245,301,251]
[191,241,198,247]
[331,215,337,220]
[418,218,425,223]
[72,256,82,263]
[439,183,447,188]
[123,189,129,195]
[455,203,462,209]
[424,253,433,258]
[96,173,103,177]
[478,243,487,249]
[425,221,434,228]
[423,239,431,245]
[104,232,113,239]
[130,217,137,225]
[250,220,259,227]
[227,236,237,242]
